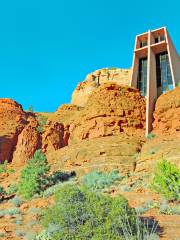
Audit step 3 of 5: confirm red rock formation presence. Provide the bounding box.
[12,117,41,165]
[0,99,27,162]
[153,87,180,135]
[50,83,146,146]
[71,68,131,107]
[70,83,146,142]
[42,121,65,153]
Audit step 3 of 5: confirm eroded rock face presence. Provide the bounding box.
[70,83,146,143]
[12,117,41,165]
[153,87,180,135]
[71,68,131,107]
[0,99,27,162]
[42,121,65,153]
[46,135,142,176]
[50,83,146,145]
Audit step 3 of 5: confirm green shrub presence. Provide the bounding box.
[37,115,48,133]
[18,150,50,199]
[82,170,122,191]
[159,203,180,215]
[151,159,180,201]
[39,185,159,240]
[0,160,14,174]
[0,208,21,216]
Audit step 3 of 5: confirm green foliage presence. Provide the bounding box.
[0,207,21,216]
[0,233,6,238]
[0,160,8,173]
[82,170,122,191]
[18,150,50,199]
[151,159,180,201]
[146,133,156,140]
[39,185,159,240]
[7,184,18,195]
[37,115,48,133]
[0,160,14,174]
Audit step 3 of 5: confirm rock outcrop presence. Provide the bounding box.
[153,87,180,135]
[42,121,65,153]
[12,117,41,165]
[50,83,146,145]
[71,68,131,107]
[46,135,142,176]
[0,99,27,162]
[71,83,146,143]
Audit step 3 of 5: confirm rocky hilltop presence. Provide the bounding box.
[0,68,180,239]
[71,68,131,106]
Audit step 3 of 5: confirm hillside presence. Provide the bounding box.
[0,68,180,240]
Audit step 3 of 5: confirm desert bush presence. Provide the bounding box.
[151,160,180,201]
[82,170,122,191]
[18,150,50,199]
[38,184,159,240]
[0,208,21,216]
[159,203,180,215]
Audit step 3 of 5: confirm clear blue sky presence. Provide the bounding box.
[0,0,180,112]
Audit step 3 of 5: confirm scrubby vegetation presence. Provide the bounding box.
[35,184,159,240]
[82,170,122,191]
[151,159,180,201]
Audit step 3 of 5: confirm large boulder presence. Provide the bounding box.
[71,68,131,107]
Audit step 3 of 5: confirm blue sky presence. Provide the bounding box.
[0,0,180,112]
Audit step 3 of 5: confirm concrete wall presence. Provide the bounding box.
[165,29,180,86]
